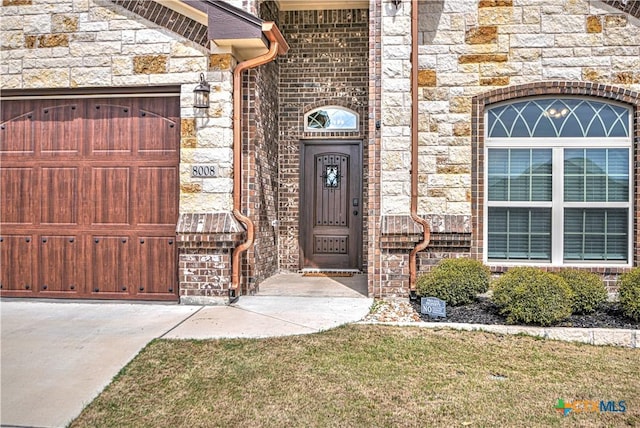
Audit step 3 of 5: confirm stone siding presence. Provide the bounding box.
[412,0,640,217]
[0,0,234,214]
[379,0,640,217]
[375,0,640,294]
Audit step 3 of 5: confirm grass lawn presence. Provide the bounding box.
[71,325,639,427]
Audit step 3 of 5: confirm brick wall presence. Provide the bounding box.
[176,214,245,303]
[367,0,383,297]
[379,213,472,297]
[240,0,281,294]
[278,8,370,272]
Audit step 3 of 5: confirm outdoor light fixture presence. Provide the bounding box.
[391,0,401,9]
[193,73,210,109]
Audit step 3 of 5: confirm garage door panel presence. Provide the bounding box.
[0,235,36,294]
[1,95,179,301]
[137,236,177,296]
[137,167,178,226]
[41,167,79,225]
[138,111,179,155]
[88,102,133,155]
[38,235,81,295]
[1,167,36,224]
[91,167,130,225]
[89,236,132,294]
[1,100,36,155]
[39,104,81,155]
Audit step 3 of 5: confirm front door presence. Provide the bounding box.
[300,141,362,269]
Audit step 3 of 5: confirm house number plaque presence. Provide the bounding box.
[191,165,217,178]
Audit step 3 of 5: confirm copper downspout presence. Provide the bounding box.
[231,22,288,298]
[409,0,431,297]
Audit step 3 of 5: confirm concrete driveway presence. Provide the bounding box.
[0,301,198,428]
[1,288,372,428]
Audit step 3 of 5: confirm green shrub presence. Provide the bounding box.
[416,258,490,306]
[492,267,574,326]
[556,269,607,314]
[618,268,640,321]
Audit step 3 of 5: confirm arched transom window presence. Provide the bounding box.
[484,97,633,265]
[304,106,359,132]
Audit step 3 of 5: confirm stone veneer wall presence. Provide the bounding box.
[278,8,370,272]
[377,0,640,294]
[415,0,639,216]
[0,0,236,213]
[1,0,243,303]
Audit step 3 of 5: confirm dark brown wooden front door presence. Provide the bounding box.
[0,95,179,301]
[300,141,362,269]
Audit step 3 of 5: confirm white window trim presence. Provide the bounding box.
[304,106,359,132]
[483,100,633,268]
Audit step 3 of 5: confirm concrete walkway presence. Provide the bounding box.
[0,276,372,428]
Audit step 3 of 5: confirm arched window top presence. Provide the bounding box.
[304,106,359,132]
[487,98,630,139]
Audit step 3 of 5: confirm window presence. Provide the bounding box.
[485,98,632,265]
[304,106,359,132]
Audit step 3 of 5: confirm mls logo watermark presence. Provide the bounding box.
[555,399,627,416]
[421,297,446,318]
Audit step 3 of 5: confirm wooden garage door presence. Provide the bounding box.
[0,95,179,300]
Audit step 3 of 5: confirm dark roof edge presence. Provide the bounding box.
[0,86,182,99]
[600,0,640,20]
[200,0,264,26]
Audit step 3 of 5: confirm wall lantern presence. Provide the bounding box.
[193,73,210,109]
[390,0,401,9]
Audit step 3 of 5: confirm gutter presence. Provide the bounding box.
[230,22,289,302]
[409,0,431,300]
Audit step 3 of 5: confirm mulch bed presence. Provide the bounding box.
[410,298,640,330]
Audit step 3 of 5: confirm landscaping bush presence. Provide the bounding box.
[556,269,607,314]
[618,268,640,321]
[416,258,490,306]
[492,267,574,326]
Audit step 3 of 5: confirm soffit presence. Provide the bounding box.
[203,0,269,55]
[148,0,276,60]
[155,0,208,25]
[275,0,369,11]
